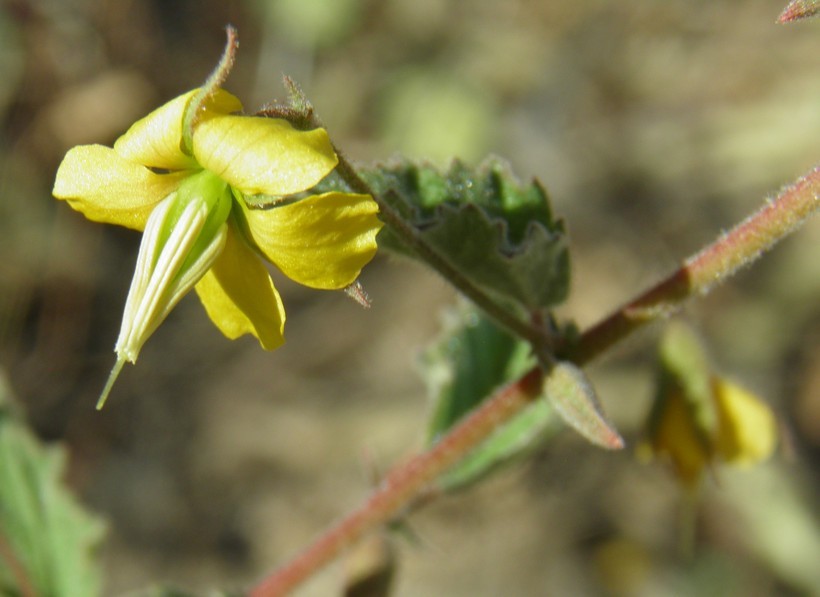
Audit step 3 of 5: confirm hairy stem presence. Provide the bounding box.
[249,369,543,596]
[249,165,819,595]
[562,165,820,365]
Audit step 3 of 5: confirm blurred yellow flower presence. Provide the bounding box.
[53,88,382,407]
[642,323,777,488]
[646,388,712,488]
[712,377,777,466]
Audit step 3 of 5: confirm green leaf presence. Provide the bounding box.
[325,157,570,311]
[542,361,624,450]
[425,307,535,439]
[422,307,561,491]
[0,374,106,597]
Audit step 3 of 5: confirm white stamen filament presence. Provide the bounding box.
[115,198,204,361]
[97,195,228,410]
[118,195,174,334]
[122,200,207,356]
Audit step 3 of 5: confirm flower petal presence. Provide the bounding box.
[53,145,188,230]
[114,89,243,171]
[651,390,711,488]
[195,222,286,350]
[192,116,337,196]
[713,377,777,466]
[241,192,383,289]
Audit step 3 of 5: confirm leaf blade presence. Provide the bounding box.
[348,157,570,311]
[0,375,106,597]
[422,308,562,491]
[543,361,624,450]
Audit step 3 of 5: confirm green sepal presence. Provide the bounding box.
[160,170,231,248]
[159,169,231,276]
[651,321,717,439]
[0,375,106,597]
[423,307,561,492]
[180,26,238,154]
[321,157,570,311]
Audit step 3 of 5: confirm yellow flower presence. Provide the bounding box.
[646,387,712,488]
[53,88,383,407]
[641,323,777,488]
[712,377,777,466]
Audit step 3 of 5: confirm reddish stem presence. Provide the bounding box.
[0,532,37,597]
[565,165,820,364]
[778,0,820,23]
[250,368,543,596]
[250,165,819,595]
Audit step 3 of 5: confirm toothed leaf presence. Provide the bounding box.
[321,157,570,311]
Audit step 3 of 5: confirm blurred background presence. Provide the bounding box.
[1,0,819,594]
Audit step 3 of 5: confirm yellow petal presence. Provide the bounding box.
[192,116,338,196]
[651,390,711,488]
[713,378,777,466]
[242,192,383,289]
[194,222,286,350]
[53,145,188,230]
[114,89,243,170]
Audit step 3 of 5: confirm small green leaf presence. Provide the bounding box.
[543,361,624,450]
[0,374,106,597]
[336,157,570,311]
[422,307,561,491]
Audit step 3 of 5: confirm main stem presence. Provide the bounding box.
[249,369,544,596]
[563,165,820,364]
[251,167,819,595]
